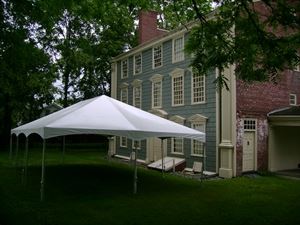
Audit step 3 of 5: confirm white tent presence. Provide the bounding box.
[11,95,205,141]
[11,95,205,200]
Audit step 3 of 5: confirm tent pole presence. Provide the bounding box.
[62,136,65,165]
[133,141,138,194]
[9,135,13,162]
[14,135,19,167]
[40,139,46,201]
[23,137,29,185]
[161,138,164,177]
[107,136,113,160]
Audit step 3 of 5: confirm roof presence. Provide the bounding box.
[112,11,216,62]
[268,106,300,116]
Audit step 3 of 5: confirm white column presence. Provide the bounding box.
[218,64,237,178]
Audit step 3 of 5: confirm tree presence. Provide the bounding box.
[184,0,300,85]
[0,0,55,146]
[0,0,152,145]
[35,0,149,106]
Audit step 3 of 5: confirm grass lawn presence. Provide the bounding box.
[0,146,300,225]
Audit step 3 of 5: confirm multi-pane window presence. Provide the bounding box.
[120,136,127,147]
[153,45,162,68]
[172,138,183,154]
[121,88,128,104]
[172,75,184,106]
[152,81,162,108]
[170,115,185,154]
[134,54,142,75]
[173,36,184,63]
[191,123,205,156]
[290,94,297,106]
[121,59,128,79]
[192,72,205,104]
[244,119,256,130]
[133,85,142,108]
[132,140,141,149]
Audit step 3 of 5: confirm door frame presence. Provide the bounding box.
[242,119,257,172]
[146,137,167,163]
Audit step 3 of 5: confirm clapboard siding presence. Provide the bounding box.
[115,32,217,171]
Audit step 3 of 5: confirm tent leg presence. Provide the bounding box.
[9,135,13,162]
[107,136,113,161]
[40,139,46,201]
[22,137,29,185]
[62,136,65,165]
[133,141,138,194]
[14,136,19,167]
[161,138,164,177]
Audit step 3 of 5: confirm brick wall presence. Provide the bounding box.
[138,11,167,44]
[236,70,300,174]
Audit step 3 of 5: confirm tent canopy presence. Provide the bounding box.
[11,95,205,142]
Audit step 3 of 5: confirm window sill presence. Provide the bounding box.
[191,101,206,105]
[172,58,185,64]
[191,154,204,157]
[152,64,163,70]
[172,104,185,107]
[171,152,184,155]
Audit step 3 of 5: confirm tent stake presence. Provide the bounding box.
[40,139,46,201]
[133,141,138,194]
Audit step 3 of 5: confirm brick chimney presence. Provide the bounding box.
[138,11,167,45]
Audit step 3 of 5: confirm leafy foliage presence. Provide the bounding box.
[0,0,55,145]
[185,0,300,84]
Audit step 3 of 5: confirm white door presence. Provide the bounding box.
[243,131,255,172]
[147,138,167,162]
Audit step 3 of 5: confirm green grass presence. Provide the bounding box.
[0,147,300,225]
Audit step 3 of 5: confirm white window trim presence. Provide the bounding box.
[132,140,141,150]
[132,79,143,109]
[190,123,206,157]
[188,114,207,157]
[120,83,129,104]
[243,118,257,131]
[290,94,297,106]
[170,68,185,107]
[171,138,184,155]
[294,64,300,72]
[150,74,163,109]
[133,53,142,75]
[170,115,185,155]
[152,44,163,69]
[191,70,206,105]
[172,35,185,63]
[120,136,127,148]
[152,81,162,109]
[121,59,128,79]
